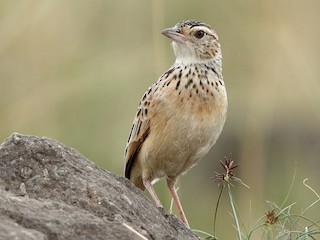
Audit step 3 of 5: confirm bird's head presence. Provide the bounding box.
[162,20,221,65]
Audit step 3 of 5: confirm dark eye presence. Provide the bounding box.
[194,30,205,39]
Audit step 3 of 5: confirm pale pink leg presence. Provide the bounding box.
[143,178,163,208]
[166,178,189,227]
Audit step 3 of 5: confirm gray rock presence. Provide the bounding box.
[0,133,198,240]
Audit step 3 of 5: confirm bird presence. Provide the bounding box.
[124,20,227,227]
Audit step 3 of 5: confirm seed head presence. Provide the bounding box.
[212,154,239,187]
[265,210,278,225]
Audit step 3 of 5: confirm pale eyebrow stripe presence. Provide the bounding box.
[191,26,217,40]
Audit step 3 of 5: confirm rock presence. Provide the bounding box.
[0,133,198,240]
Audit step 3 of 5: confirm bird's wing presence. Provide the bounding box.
[124,66,177,179]
[124,88,153,179]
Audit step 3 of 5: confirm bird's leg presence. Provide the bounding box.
[166,178,189,227]
[143,178,163,208]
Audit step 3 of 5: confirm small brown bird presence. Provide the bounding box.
[124,20,227,226]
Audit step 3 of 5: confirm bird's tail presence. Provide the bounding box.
[125,159,145,190]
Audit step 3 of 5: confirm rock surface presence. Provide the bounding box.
[0,133,198,240]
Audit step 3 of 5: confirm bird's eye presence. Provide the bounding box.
[194,30,205,39]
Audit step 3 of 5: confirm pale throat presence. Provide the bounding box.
[172,42,221,67]
[174,52,223,77]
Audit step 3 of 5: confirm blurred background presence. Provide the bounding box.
[1,0,320,238]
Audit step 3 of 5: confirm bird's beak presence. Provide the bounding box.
[161,28,187,43]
